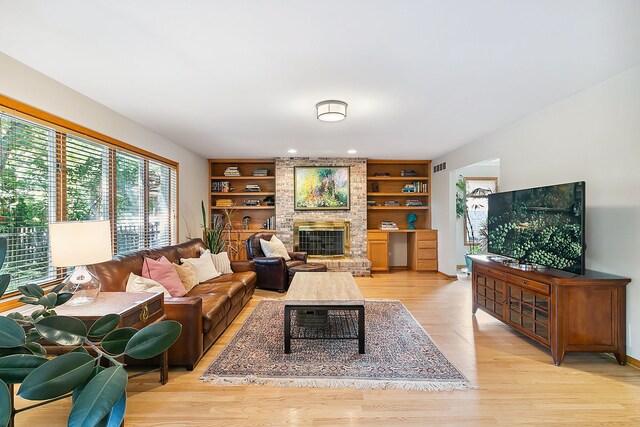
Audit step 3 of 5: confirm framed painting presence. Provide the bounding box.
[294,166,350,210]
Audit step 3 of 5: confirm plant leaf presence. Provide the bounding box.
[101,328,137,355]
[25,342,47,356]
[18,285,33,298]
[125,321,181,359]
[18,352,95,400]
[25,329,41,344]
[0,346,32,357]
[34,315,87,346]
[30,308,45,321]
[0,237,6,267]
[38,292,57,309]
[0,275,10,300]
[95,391,126,427]
[0,354,48,384]
[68,366,128,427]
[51,281,67,294]
[71,346,89,355]
[88,314,121,338]
[18,296,39,305]
[55,292,74,306]
[6,312,23,321]
[0,317,26,348]
[0,379,10,427]
[26,283,44,298]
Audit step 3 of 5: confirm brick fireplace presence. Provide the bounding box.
[294,220,350,257]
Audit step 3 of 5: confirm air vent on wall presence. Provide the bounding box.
[433,162,446,173]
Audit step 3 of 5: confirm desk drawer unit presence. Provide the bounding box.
[414,230,438,272]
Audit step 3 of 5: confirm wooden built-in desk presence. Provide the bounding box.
[367,229,438,272]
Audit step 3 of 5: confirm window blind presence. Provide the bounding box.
[0,107,179,296]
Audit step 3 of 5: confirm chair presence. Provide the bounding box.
[245,232,307,292]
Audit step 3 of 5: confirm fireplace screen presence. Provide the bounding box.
[293,221,350,257]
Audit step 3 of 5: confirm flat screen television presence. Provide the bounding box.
[487,181,586,274]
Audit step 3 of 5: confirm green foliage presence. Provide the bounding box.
[201,201,225,254]
[0,242,182,427]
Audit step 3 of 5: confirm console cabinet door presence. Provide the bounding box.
[506,284,550,345]
[367,233,389,272]
[474,273,505,319]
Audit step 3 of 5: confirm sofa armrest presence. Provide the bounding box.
[288,251,308,263]
[231,260,255,272]
[163,297,203,369]
[253,256,287,267]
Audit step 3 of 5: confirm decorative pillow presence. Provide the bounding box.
[181,251,221,283]
[126,273,171,298]
[172,262,198,292]
[210,251,233,275]
[259,235,291,261]
[141,256,187,297]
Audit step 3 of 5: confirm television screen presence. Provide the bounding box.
[487,181,585,274]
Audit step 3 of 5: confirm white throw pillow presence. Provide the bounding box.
[210,251,233,275]
[181,250,221,283]
[259,235,291,261]
[126,273,171,298]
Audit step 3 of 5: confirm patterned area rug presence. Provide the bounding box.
[200,300,473,391]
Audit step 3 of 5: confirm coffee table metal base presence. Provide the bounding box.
[284,305,365,354]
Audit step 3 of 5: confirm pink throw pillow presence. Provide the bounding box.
[141,256,186,297]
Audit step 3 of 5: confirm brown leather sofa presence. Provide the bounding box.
[245,232,307,292]
[90,238,256,370]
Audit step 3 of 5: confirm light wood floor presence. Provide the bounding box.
[14,271,640,426]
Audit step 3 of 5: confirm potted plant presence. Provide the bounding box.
[201,201,241,257]
[0,237,182,427]
[456,178,492,273]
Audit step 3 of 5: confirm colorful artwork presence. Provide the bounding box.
[294,166,350,210]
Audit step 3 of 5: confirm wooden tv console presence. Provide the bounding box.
[469,255,630,366]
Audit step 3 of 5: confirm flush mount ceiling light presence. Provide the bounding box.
[316,100,348,122]
[288,149,297,154]
[347,149,357,154]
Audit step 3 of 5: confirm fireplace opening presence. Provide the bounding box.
[293,221,350,257]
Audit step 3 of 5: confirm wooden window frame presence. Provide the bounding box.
[0,94,180,309]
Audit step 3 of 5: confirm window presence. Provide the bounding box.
[463,177,498,247]
[0,103,178,297]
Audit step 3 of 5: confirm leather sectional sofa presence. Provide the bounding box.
[90,238,256,370]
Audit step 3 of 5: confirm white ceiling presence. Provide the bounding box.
[1,1,639,159]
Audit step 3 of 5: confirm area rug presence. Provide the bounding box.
[200,300,474,391]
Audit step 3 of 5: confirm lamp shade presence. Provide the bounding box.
[316,100,347,122]
[49,220,113,267]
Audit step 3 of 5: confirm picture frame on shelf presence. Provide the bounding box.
[294,166,350,210]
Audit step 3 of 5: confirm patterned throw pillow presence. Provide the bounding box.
[126,273,171,298]
[259,235,291,261]
[172,262,198,292]
[210,251,233,275]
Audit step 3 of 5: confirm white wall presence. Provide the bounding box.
[454,163,501,266]
[432,65,640,358]
[0,53,208,242]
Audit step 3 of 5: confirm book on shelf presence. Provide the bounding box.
[405,199,424,206]
[243,199,261,206]
[211,181,232,192]
[215,199,234,207]
[383,200,400,207]
[262,215,276,230]
[252,168,268,176]
[224,166,241,176]
[400,169,418,177]
[245,184,261,192]
[380,221,399,230]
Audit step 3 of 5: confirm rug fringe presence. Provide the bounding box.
[199,374,477,392]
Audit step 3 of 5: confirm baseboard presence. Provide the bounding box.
[627,354,640,369]
[389,266,408,271]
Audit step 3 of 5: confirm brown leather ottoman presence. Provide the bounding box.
[288,262,328,285]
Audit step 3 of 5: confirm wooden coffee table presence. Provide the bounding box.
[284,272,365,354]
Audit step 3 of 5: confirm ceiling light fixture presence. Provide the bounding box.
[347,149,357,154]
[288,149,297,154]
[316,100,347,122]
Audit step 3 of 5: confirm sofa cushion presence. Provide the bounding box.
[207,272,256,288]
[198,293,231,333]
[172,262,198,292]
[260,235,291,261]
[125,273,171,298]
[181,250,221,283]
[142,256,186,297]
[189,280,245,307]
[210,251,233,274]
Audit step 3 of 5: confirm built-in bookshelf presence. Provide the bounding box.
[208,159,276,232]
[366,160,431,230]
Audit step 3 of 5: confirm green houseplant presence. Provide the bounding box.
[201,201,241,257]
[456,177,492,272]
[0,237,182,427]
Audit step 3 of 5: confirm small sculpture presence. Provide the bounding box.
[242,216,251,230]
[407,213,417,230]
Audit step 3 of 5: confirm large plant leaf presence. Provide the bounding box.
[55,292,74,306]
[0,346,32,357]
[26,283,44,298]
[100,328,137,355]
[0,317,26,348]
[51,281,67,294]
[95,392,126,427]
[68,366,128,427]
[0,379,10,427]
[38,292,57,308]
[0,237,6,268]
[0,275,10,300]
[124,321,181,359]
[18,352,95,400]
[25,342,47,356]
[0,354,48,384]
[35,315,87,346]
[88,314,121,338]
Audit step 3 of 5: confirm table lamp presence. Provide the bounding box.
[49,220,113,306]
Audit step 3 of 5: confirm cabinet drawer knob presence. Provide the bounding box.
[140,305,149,322]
